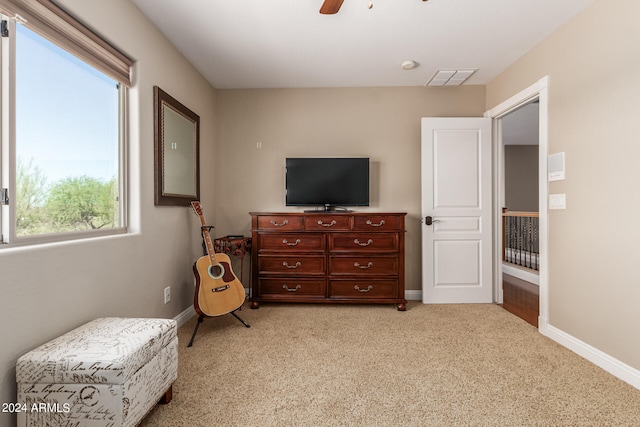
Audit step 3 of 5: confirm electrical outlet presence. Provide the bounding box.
[164,286,171,304]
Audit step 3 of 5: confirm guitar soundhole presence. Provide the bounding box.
[207,263,225,280]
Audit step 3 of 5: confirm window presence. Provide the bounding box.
[0,1,131,246]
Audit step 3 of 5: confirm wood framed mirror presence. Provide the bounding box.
[154,86,200,206]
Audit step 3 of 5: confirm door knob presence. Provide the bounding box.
[425,216,440,226]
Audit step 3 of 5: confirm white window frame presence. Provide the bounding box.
[0,15,129,247]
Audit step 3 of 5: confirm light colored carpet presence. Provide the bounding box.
[140,302,640,426]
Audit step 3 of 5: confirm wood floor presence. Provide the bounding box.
[502,272,539,327]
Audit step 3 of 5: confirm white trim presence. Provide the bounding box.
[174,306,196,328]
[485,76,549,328]
[405,289,422,301]
[543,324,640,390]
[0,17,16,244]
[485,77,547,117]
[494,119,505,303]
[502,263,539,285]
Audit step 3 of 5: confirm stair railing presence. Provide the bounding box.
[502,208,539,271]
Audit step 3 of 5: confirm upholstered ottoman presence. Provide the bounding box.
[16,317,178,427]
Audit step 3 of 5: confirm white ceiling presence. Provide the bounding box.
[130,0,596,89]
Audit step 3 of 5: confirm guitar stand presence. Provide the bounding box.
[187,307,250,347]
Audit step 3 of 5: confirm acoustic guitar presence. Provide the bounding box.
[190,201,246,317]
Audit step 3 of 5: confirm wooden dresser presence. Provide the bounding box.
[249,212,407,310]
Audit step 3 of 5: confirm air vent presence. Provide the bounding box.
[425,69,477,86]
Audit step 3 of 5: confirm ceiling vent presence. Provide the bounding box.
[425,69,477,86]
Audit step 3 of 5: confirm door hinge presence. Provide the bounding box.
[1,20,9,38]
[1,188,9,205]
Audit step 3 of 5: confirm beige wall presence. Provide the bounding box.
[0,1,216,424]
[504,145,539,212]
[213,86,486,290]
[487,0,640,370]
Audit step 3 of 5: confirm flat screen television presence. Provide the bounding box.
[285,157,369,211]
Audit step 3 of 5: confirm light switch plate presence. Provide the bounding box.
[549,193,566,210]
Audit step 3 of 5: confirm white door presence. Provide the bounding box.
[421,117,492,303]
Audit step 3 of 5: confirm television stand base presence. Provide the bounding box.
[304,205,352,213]
[303,209,353,213]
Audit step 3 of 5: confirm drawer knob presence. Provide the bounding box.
[366,219,385,227]
[283,284,302,292]
[271,219,289,227]
[354,238,373,247]
[283,261,302,269]
[317,219,337,227]
[282,239,301,246]
[354,285,374,293]
[354,261,373,269]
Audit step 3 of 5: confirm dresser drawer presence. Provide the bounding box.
[257,215,304,230]
[257,233,325,252]
[304,215,352,231]
[329,256,398,276]
[329,233,398,252]
[258,255,325,275]
[329,279,398,299]
[353,215,402,231]
[259,278,326,297]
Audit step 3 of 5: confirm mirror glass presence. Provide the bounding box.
[162,104,196,195]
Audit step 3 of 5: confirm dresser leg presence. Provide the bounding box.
[250,301,260,309]
[397,303,407,311]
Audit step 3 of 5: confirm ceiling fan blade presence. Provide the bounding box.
[320,0,344,15]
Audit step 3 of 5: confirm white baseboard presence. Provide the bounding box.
[405,290,422,301]
[174,306,196,328]
[541,320,640,390]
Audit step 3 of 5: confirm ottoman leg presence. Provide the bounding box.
[159,385,173,404]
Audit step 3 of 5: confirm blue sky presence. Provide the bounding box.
[16,24,119,185]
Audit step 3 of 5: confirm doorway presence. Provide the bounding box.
[486,76,549,331]
[500,101,540,326]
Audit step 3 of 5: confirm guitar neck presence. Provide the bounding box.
[201,227,217,265]
[192,201,218,266]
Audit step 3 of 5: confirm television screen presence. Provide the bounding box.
[286,158,369,210]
